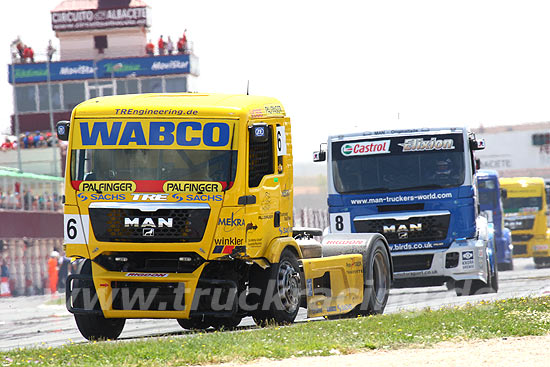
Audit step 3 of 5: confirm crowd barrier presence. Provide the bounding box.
[0,238,63,297]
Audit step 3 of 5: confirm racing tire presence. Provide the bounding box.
[210,315,243,330]
[177,317,212,330]
[322,234,392,316]
[74,314,126,341]
[489,262,499,293]
[72,260,126,340]
[252,248,302,326]
[498,261,514,271]
[534,257,550,269]
[455,260,495,296]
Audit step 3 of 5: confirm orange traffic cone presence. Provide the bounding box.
[0,277,11,297]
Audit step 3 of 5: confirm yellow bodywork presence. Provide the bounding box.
[63,93,361,319]
[500,177,550,258]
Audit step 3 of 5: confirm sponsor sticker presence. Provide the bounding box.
[398,137,455,152]
[462,250,475,270]
[163,181,222,193]
[324,239,366,245]
[79,181,136,192]
[341,140,390,157]
[125,273,169,278]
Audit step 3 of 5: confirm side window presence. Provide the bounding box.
[249,125,274,187]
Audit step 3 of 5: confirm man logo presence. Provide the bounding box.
[143,228,154,237]
[383,223,423,234]
[398,232,409,239]
[124,217,173,228]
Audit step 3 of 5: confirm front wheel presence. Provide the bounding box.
[252,248,302,326]
[75,314,126,341]
[357,239,391,315]
[71,260,125,340]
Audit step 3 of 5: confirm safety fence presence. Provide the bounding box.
[0,208,328,297]
[0,238,63,297]
[293,208,329,230]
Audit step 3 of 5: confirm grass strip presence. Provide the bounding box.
[2,296,550,366]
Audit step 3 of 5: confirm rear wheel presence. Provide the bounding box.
[321,234,391,317]
[72,260,125,340]
[177,317,212,330]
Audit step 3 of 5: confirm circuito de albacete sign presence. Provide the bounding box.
[51,7,150,31]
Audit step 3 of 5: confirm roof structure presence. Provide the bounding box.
[52,0,148,12]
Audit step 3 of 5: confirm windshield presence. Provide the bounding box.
[477,179,498,207]
[331,133,465,194]
[502,196,543,214]
[71,149,237,188]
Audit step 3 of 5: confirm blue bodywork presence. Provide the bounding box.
[476,169,513,269]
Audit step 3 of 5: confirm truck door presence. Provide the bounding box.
[244,122,283,253]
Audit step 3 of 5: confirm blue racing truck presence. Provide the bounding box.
[475,169,514,271]
[314,127,499,296]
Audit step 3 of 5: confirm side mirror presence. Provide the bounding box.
[470,138,486,151]
[313,150,326,162]
[56,120,70,141]
[501,188,507,199]
[249,123,269,143]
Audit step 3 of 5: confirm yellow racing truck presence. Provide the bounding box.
[57,93,392,340]
[500,177,550,268]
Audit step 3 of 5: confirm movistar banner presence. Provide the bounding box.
[8,54,195,84]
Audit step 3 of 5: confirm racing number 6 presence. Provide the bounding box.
[67,218,78,240]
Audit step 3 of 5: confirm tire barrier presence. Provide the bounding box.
[0,238,63,297]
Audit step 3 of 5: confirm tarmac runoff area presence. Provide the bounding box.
[0,258,549,352]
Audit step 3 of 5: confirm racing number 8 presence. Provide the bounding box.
[335,215,344,231]
[67,218,78,240]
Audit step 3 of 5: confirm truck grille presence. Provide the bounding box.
[504,217,535,231]
[94,252,205,273]
[354,213,450,244]
[513,245,527,255]
[511,234,533,243]
[89,207,210,243]
[392,254,434,272]
[111,281,185,311]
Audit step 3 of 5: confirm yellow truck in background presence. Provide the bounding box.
[499,177,550,268]
[57,93,392,340]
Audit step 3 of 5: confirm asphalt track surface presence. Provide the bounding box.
[1,258,549,351]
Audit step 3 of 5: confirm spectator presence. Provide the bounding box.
[46,132,53,147]
[23,45,34,63]
[48,250,59,294]
[23,189,31,211]
[145,40,154,56]
[46,40,56,62]
[33,131,43,148]
[15,37,24,61]
[1,138,13,151]
[0,259,10,297]
[177,30,187,54]
[57,251,70,292]
[166,36,174,55]
[158,35,165,55]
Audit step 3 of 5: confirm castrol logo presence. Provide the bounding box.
[341,139,390,156]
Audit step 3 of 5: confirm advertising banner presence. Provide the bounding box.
[51,7,150,31]
[8,54,194,84]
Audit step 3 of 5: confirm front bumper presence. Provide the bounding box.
[66,262,238,319]
[391,239,488,282]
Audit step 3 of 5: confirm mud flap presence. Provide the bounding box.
[302,254,364,318]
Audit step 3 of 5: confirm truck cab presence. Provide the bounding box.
[499,177,550,268]
[316,127,498,296]
[475,170,513,270]
[58,93,392,340]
